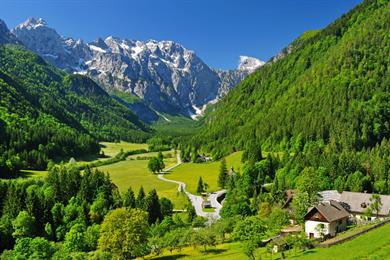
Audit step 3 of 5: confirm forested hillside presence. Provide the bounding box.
[195,0,389,192]
[199,0,389,154]
[0,44,150,176]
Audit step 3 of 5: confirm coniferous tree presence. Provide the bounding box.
[197,177,204,194]
[159,198,173,217]
[218,157,228,188]
[123,187,136,208]
[136,186,146,210]
[145,189,162,224]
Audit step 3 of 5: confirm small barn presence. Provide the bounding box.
[304,201,349,239]
[202,200,212,208]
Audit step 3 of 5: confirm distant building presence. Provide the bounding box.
[199,154,212,162]
[340,191,390,221]
[304,201,349,239]
[202,200,212,208]
[282,189,296,224]
[318,190,390,221]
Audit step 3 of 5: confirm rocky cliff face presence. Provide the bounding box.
[0,19,19,44]
[12,18,264,121]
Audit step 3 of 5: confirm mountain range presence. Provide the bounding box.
[11,18,264,122]
[0,19,152,171]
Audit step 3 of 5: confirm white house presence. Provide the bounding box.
[304,200,349,239]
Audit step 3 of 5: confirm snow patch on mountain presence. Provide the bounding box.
[238,56,265,73]
[11,18,265,121]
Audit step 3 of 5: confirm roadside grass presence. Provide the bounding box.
[96,157,187,209]
[165,152,243,194]
[100,141,148,157]
[202,208,215,213]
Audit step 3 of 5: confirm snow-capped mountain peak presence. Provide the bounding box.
[238,56,265,73]
[10,17,264,122]
[16,17,47,30]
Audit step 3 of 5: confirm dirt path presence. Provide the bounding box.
[158,154,225,220]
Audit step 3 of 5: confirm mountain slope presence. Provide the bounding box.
[0,34,150,175]
[196,0,390,154]
[12,19,264,121]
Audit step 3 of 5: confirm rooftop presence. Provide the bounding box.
[305,200,350,222]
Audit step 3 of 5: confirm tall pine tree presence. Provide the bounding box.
[218,157,228,188]
[197,177,204,194]
[123,187,136,208]
[145,189,162,224]
[136,186,146,210]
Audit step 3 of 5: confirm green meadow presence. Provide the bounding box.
[144,223,390,260]
[145,242,246,260]
[165,152,243,194]
[289,223,390,260]
[100,141,149,157]
[96,155,187,209]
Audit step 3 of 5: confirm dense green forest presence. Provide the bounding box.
[0,166,180,258]
[0,45,151,177]
[195,0,390,193]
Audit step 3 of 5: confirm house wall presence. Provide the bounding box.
[305,221,330,238]
[305,218,348,238]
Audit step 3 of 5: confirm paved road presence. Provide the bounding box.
[158,154,226,220]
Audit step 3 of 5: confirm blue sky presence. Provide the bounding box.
[1,0,361,69]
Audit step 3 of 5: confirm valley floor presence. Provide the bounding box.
[165,152,243,194]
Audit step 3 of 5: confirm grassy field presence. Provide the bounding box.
[145,223,390,260]
[19,170,48,178]
[128,150,176,160]
[96,155,187,209]
[145,242,247,260]
[288,223,390,259]
[165,152,243,194]
[100,141,148,157]
[19,143,187,209]
[20,142,149,178]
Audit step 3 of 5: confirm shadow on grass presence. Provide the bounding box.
[18,171,35,178]
[18,170,47,179]
[302,249,316,255]
[150,248,228,259]
[149,254,187,259]
[203,248,228,255]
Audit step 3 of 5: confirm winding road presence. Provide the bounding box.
[158,154,226,220]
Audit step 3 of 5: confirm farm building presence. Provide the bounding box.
[304,200,349,239]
